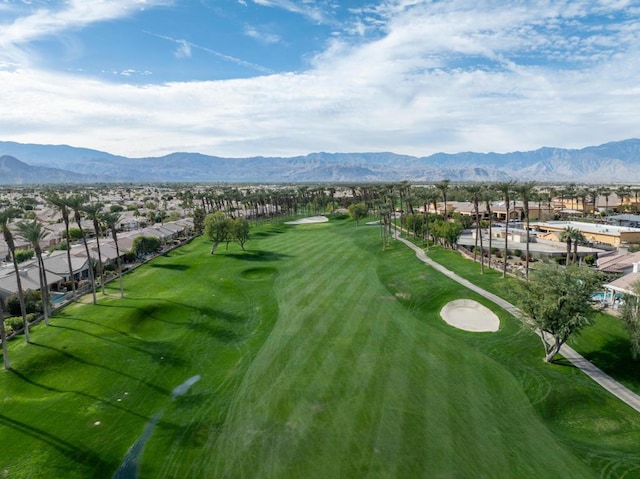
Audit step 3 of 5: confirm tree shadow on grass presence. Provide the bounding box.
[150,263,190,271]
[29,342,171,395]
[549,357,576,368]
[51,323,167,360]
[8,369,172,427]
[581,337,640,388]
[223,250,291,262]
[0,412,116,473]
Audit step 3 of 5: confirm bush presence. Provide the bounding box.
[123,251,137,263]
[584,254,596,266]
[7,290,42,316]
[15,249,34,263]
[513,249,522,258]
[4,316,23,333]
[132,236,161,256]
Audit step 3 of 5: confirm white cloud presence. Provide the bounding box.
[0,0,639,159]
[244,25,282,44]
[174,39,192,58]
[251,0,329,24]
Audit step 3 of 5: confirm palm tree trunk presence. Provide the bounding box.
[503,204,510,278]
[9,248,30,343]
[0,297,10,370]
[36,250,49,326]
[63,217,77,300]
[524,206,531,281]
[111,230,125,298]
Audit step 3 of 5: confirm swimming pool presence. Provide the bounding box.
[591,292,623,302]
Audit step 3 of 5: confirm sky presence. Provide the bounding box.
[0,0,639,159]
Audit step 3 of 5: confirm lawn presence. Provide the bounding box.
[427,246,640,396]
[1,219,639,478]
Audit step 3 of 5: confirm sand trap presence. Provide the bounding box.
[440,299,500,332]
[285,216,329,225]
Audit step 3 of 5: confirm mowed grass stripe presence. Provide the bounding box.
[211,227,382,476]
[3,220,639,478]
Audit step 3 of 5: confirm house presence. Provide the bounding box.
[531,221,640,248]
[43,250,91,283]
[0,260,65,301]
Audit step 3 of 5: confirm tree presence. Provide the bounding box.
[47,193,77,300]
[619,280,640,359]
[482,186,496,270]
[465,184,484,272]
[102,212,124,298]
[204,212,231,254]
[571,229,587,265]
[435,180,451,218]
[83,202,106,294]
[348,202,368,226]
[515,181,536,280]
[192,207,206,235]
[232,217,250,250]
[132,236,161,256]
[495,181,515,277]
[558,227,577,265]
[0,295,10,370]
[66,194,97,304]
[0,208,30,343]
[514,263,601,362]
[15,220,51,326]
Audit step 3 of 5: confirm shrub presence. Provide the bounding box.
[584,254,596,266]
[15,249,34,263]
[7,290,42,316]
[4,316,23,333]
[513,249,522,258]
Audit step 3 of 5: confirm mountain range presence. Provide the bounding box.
[1,138,639,185]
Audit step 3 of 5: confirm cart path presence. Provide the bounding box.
[396,235,640,414]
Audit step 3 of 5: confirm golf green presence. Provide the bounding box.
[1,219,639,478]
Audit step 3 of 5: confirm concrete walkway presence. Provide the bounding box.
[396,235,640,414]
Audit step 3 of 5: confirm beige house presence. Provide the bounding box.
[532,221,640,247]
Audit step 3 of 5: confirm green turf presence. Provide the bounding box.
[426,246,640,396]
[1,220,639,478]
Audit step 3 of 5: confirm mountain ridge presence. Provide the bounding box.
[0,139,639,184]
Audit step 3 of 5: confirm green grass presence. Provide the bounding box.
[1,220,639,478]
[426,246,640,396]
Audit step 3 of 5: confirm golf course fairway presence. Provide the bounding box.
[1,218,639,478]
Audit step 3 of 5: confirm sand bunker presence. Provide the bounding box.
[285,216,329,225]
[440,299,500,332]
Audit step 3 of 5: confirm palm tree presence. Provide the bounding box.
[515,181,536,280]
[571,229,587,265]
[559,227,575,265]
[465,184,484,272]
[1,295,11,370]
[482,186,495,270]
[0,208,30,343]
[495,181,515,278]
[15,220,51,326]
[66,194,97,304]
[600,187,611,216]
[435,180,451,218]
[616,185,631,213]
[47,193,77,300]
[83,202,106,294]
[102,212,125,298]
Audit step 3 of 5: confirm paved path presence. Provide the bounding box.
[396,235,640,414]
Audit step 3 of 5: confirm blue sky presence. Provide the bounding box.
[0,0,639,158]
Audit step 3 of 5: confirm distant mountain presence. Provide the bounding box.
[0,138,639,184]
[0,155,104,184]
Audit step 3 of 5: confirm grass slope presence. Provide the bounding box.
[0,219,638,478]
[427,247,640,396]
